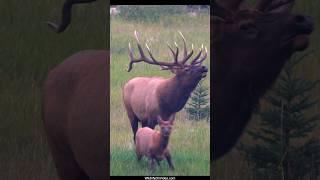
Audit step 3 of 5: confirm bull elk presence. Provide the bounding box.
[44,0,108,179]
[212,0,314,160]
[123,31,208,141]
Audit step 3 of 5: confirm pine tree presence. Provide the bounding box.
[185,80,210,121]
[238,53,320,180]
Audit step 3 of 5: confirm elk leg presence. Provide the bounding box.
[165,152,174,170]
[131,116,139,142]
[156,158,161,166]
[147,119,157,130]
[126,110,139,142]
[136,151,143,162]
[148,157,156,174]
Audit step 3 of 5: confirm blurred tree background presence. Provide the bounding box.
[213,0,320,179]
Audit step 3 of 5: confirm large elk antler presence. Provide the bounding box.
[127,31,207,72]
[47,0,96,33]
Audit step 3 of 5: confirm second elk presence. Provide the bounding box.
[135,116,175,172]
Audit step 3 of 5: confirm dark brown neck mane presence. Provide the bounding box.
[159,134,170,151]
[158,76,199,115]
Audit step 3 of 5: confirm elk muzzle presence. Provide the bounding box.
[283,14,314,51]
[198,66,208,78]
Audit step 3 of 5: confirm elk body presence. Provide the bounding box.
[212,0,314,160]
[43,50,108,180]
[123,31,208,141]
[135,116,175,172]
[44,1,108,180]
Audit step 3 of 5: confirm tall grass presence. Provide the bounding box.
[0,0,106,179]
[110,6,210,176]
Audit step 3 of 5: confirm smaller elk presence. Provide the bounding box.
[135,116,175,172]
[123,31,208,141]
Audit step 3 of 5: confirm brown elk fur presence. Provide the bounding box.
[213,0,314,160]
[43,50,108,180]
[123,67,207,139]
[135,116,174,171]
[123,32,208,141]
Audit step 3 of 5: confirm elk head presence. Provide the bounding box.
[157,115,174,137]
[212,0,314,160]
[47,0,97,33]
[128,31,208,92]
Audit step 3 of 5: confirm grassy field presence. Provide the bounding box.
[110,7,210,176]
[0,0,106,179]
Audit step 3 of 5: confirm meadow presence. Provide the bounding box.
[110,7,210,176]
[0,0,106,179]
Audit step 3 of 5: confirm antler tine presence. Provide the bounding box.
[189,45,204,65]
[146,43,169,70]
[178,31,187,59]
[127,31,185,72]
[127,31,157,72]
[167,42,175,57]
[127,42,143,72]
[145,43,156,63]
[134,31,148,61]
[166,43,180,66]
[178,32,195,65]
[47,0,97,33]
[174,42,179,65]
[191,46,207,66]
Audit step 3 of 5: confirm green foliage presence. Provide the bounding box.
[185,80,210,121]
[238,53,320,180]
[118,5,185,23]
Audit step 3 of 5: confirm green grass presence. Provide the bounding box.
[110,7,210,176]
[0,0,106,179]
[110,120,210,176]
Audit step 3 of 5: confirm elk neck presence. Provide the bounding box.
[157,76,196,114]
[158,132,170,151]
